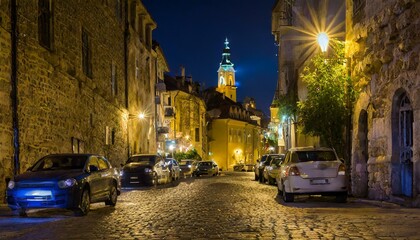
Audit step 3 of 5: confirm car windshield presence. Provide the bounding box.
[295,151,337,162]
[31,155,88,171]
[179,161,193,166]
[271,157,282,165]
[126,156,156,165]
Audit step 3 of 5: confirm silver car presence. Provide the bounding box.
[276,147,348,203]
[165,158,181,181]
[179,159,198,177]
[263,155,285,185]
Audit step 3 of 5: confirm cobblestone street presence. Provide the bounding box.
[1,172,420,240]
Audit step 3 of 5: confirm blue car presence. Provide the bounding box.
[6,153,121,216]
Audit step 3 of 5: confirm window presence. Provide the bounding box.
[111,62,118,96]
[195,128,199,142]
[115,0,122,21]
[82,28,92,78]
[38,0,53,49]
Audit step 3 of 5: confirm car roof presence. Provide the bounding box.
[44,153,103,157]
[130,154,160,157]
[288,147,334,152]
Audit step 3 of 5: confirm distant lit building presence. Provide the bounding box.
[163,70,208,159]
[205,40,263,170]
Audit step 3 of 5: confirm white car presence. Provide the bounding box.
[276,147,348,203]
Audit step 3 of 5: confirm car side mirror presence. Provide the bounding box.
[89,165,99,172]
[339,158,345,163]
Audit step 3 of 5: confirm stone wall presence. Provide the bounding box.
[0,1,14,202]
[15,0,127,167]
[347,0,420,206]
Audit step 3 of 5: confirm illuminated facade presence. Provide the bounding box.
[163,73,208,159]
[270,0,344,152]
[216,39,237,102]
[205,40,263,170]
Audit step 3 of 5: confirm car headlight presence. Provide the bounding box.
[187,165,191,168]
[119,170,124,177]
[144,168,152,173]
[58,178,77,189]
[7,180,15,189]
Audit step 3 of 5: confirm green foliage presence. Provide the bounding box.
[275,90,298,122]
[173,149,202,161]
[298,41,353,154]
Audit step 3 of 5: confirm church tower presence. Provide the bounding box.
[216,38,237,102]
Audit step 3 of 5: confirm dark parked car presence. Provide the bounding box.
[254,154,281,183]
[6,154,120,216]
[193,161,219,177]
[120,154,170,187]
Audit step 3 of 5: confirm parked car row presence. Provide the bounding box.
[6,153,219,217]
[255,147,348,203]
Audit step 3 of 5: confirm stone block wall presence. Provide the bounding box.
[0,1,14,202]
[0,1,131,202]
[347,0,420,206]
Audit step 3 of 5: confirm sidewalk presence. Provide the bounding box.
[0,204,14,217]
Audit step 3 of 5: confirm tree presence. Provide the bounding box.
[298,41,353,156]
[174,149,202,161]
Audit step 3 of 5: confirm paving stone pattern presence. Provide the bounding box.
[1,172,420,239]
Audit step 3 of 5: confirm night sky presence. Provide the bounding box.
[143,0,277,115]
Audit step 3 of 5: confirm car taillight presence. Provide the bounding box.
[288,166,300,176]
[338,164,346,176]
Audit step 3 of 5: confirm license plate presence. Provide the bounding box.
[130,177,138,179]
[310,179,328,185]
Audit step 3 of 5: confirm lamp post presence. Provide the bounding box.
[317,32,329,53]
[127,112,147,157]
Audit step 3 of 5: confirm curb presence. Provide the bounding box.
[350,198,402,208]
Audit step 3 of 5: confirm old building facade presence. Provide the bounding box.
[0,0,162,202]
[164,72,208,159]
[205,41,263,170]
[347,0,420,206]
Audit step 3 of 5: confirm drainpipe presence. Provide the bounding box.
[10,0,20,175]
[124,0,129,158]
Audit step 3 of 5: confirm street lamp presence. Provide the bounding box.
[317,32,329,53]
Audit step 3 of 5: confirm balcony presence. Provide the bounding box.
[157,126,169,134]
[164,106,175,119]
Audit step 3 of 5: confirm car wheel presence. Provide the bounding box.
[277,185,283,196]
[282,183,294,202]
[335,192,348,203]
[74,188,90,216]
[152,172,159,187]
[268,176,275,185]
[18,208,27,217]
[105,184,118,206]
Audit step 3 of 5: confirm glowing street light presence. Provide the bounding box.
[317,32,329,53]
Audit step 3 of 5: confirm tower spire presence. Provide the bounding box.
[217,38,237,102]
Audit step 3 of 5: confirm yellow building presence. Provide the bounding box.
[205,40,262,171]
[163,72,208,159]
[205,91,262,171]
